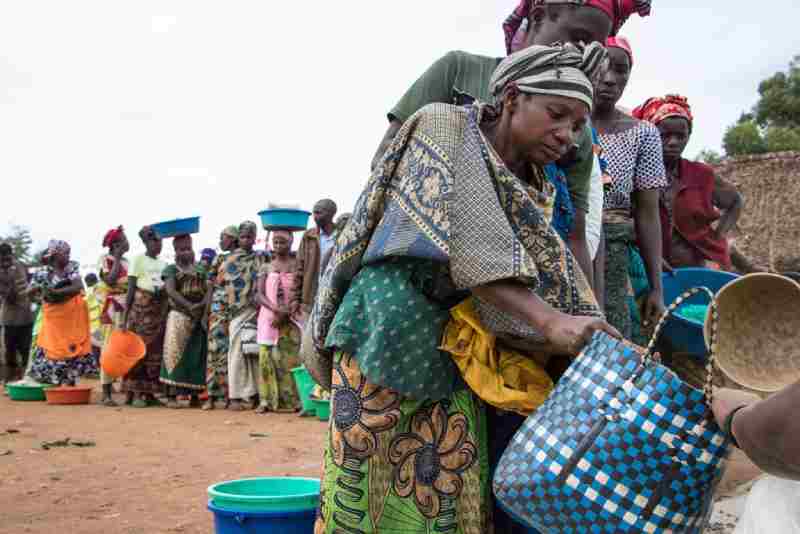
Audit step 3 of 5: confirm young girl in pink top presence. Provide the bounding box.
[255,230,303,413]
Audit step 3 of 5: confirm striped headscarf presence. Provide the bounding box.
[490,41,607,111]
[503,0,652,53]
[47,239,70,258]
[632,95,693,129]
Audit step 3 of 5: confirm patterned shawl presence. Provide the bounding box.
[312,102,600,350]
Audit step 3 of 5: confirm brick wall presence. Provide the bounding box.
[715,151,800,272]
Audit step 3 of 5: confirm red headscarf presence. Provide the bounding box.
[503,0,652,53]
[632,95,694,128]
[102,226,125,248]
[605,35,633,66]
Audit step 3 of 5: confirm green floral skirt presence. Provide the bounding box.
[314,352,490,534]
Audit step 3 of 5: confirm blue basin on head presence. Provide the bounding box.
[660,268,739,359]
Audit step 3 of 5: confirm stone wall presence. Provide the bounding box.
[716,151,800,272]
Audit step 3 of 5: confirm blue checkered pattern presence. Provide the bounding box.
[493,331,732,534]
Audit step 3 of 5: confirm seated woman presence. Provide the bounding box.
[309,42,617,534]
[27,240,98,386]
[256,230,303,413]
[633,95,742,270]
[160,234,210,409]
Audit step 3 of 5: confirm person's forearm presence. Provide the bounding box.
[107,260,122,286]
[569,237,593,290]
[634,204,663,293]
[593,231,606,310]
[371,121,402,171]
[569,209,594,288]
[715,201,742,238]
[732,382,800,480]
[472,280,559,332]
[123,277,137,323]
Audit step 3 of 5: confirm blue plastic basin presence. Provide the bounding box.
[152,217,200,238]
[661,268,739,359]
[258,209,311,231]
[208,500,316,534]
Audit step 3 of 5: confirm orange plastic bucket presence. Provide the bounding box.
[45,386,93,405]
[100,331,147,378]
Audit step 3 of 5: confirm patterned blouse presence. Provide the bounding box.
[599,120,668,212]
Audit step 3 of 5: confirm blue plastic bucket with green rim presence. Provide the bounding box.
[208,477,320,513]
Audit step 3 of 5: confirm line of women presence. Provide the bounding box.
[306,1,749,533]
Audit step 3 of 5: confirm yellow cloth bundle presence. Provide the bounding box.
[442,299,554,416]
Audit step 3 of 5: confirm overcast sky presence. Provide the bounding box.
[1,1,797,270]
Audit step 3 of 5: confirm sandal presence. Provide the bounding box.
[166,399,181,409]
[255,405,269,414]
[202,400,215,411]
[101,396,118,407]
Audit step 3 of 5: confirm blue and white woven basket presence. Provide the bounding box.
[493,288,732,534]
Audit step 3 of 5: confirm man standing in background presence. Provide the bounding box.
[0,242,34,385]
[293,199,337,318]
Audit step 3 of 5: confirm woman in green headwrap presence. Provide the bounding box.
[203,225,239,410]
[310,42,618,534]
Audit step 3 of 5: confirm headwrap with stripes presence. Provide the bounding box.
[490,41,607,111]
[632,95,693,129]
[503,0,652,54]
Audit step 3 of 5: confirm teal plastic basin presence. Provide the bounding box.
[291,366,315,414]
[208,477,320,513]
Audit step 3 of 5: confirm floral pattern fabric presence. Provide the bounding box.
[315,352,489,534]
[258,324,301,411]
[207,253,230,399]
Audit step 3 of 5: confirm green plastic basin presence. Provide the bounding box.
[291,366,316,414]
[311,398,330,421]
[6,383,54,401]
[208,477,320,513]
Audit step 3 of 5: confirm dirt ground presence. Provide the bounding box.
[0,380,760,534]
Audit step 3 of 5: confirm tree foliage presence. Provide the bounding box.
[723,121,767,156]
[723,55,800,156]
[696,148,723,165]
[1,225,33,264]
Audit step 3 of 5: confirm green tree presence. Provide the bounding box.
[722,55,800,156]
[1,224,33,264]
[723,120,767,156]
[696,149,723,165]
[764,125,800,152]
[755,56,800,129]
